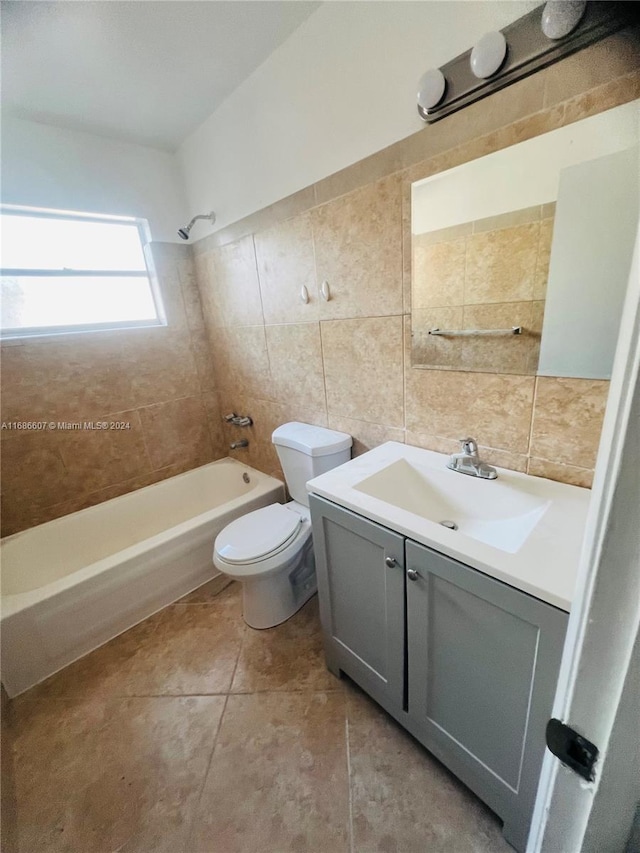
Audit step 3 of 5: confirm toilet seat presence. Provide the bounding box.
[216,503,302,564]
[213,502,311,579]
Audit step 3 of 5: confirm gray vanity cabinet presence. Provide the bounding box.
[405,540,568,851]
[310,495,405,715]
[310,494,569,853]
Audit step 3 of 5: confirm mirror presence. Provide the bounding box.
[411,101,639,379]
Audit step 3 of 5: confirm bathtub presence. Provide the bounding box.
[0,459,284,697]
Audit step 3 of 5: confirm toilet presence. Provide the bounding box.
[213,422,352,629]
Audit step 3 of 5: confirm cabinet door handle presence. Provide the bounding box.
[407,568,420,581]
[385,556,397,568]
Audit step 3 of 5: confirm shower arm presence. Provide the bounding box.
[177,210,216,240]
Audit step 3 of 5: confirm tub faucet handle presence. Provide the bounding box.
[224,412,238,422]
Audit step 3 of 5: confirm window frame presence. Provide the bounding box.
[0,205,166,339]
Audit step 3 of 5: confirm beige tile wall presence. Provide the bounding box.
[412,205,554,374]
[1,243,226,536]
[194,32,639,494]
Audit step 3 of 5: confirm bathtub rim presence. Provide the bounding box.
[1,458,284,620]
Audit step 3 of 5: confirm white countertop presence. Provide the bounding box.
[307,442,591,612]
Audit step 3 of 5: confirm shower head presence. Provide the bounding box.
[177,211,216,240]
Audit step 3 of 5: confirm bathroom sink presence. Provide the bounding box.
[306,441,591,611]
[353,458,550,554]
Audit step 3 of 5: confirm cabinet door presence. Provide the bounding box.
[406,540,568,851]
[310,495,405,713]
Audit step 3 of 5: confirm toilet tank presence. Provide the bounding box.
[272,422,352,506]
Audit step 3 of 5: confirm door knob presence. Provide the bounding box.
[385,556,397,568]
[407,568,420,581]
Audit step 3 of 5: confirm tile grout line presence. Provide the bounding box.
[184,691,230,851]
[184,608,246,849]
[345,714,355,853]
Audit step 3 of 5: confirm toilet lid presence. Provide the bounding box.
[215,504,302,564]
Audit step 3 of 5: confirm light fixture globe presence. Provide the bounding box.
[470,31,508,79]
[417,68,447,113]
[541,0,587,40]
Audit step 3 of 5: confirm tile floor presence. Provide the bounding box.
[4,581,513,852]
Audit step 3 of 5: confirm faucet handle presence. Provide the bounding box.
[224,412,238,422]
[459,437,478,454]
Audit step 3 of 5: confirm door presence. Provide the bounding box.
[310,495,405,714]
[406,540,568,852]
[528,230,640,853]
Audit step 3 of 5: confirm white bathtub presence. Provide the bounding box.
[0,459,284,696]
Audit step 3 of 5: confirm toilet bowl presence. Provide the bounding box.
[212,422,352,629]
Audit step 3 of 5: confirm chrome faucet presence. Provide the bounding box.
[447,437,497,480]
[230,439,249,450]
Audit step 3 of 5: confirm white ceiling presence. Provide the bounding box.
[0,0,321,151]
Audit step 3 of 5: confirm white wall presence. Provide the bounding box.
[1,116,189,242]
[178,0,538,237]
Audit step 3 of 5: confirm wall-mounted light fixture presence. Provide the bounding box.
[417,68,447,112]
[470,31,507,79]
[416,1,633,124]
[541,0,587,39]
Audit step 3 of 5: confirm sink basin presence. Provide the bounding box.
[353,458,550,554]
[306,441,591,611]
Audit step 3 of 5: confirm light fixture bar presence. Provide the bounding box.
[418,1,635,124]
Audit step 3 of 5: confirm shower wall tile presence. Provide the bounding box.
[178,257,208,332]
[209,325,273,400]
[215,392,328,480]
[204,236,264,328]
[201,392,227,459]
[124,331,202,408]
[1,432,71,510]
[265,323,326,411]
[1,244,225,537]
[138,396,214,471]
[57,409,152,495]
[189,326,217,393]
[321,316,404,428]
[255,214,319,325]
[311,175,403,320]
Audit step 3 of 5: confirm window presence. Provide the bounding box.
[0,206,165,337]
